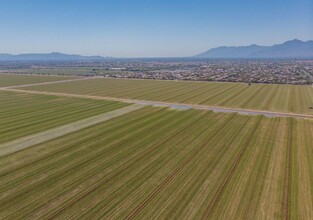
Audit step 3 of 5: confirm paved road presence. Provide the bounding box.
[2,87,313,120]
[0,104,142,157]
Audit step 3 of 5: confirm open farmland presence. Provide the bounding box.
[0,99,313,219]
[0,74,79,87]
[1,75,313,219]
[0,91,128,144]
[22,78,313,115]
[5,68,96,76]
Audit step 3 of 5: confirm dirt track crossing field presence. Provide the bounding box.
[1,106,313,219]
[0,104,142,157]
[2,76,96,89]
[0,74,79,88]
[3,87,313,120]
[1,75,313,219]
[0,91,128,144]
[20,77,313,115]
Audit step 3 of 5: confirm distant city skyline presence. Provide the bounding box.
[0,0,312,57]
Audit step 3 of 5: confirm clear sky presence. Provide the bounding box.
[0,0,312,57]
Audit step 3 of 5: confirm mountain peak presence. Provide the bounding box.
[50,52,62,55]
[195,39,313,58]
[290,39,302,42]
[282,39,304,45]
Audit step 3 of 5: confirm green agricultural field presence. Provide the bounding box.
[5,67,133,76]
[0,103,312,219]
[22,78,313,115]
[0,74,78,87]
[6,67,96,76]
[0,91,127,144]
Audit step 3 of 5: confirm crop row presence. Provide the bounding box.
[23,78,313,114]
[8,68,94,76]
[0,91,127,144]
[1,105,312,219]
[0,74,77,87]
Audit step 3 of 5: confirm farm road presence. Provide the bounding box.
[0,104,142,157]
[1,76,95,89]
[3,87,313,120]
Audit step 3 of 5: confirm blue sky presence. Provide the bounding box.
[0,0,312,57]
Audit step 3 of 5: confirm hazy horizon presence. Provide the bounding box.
[1,0,312,57]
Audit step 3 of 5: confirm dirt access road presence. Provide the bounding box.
[2,87,313,120]
[0,76,98,89]
[0,104,142,157]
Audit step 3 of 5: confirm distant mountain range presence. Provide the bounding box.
[195,39,313,59]
[0,52,106,61]
[0,39,312,61]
